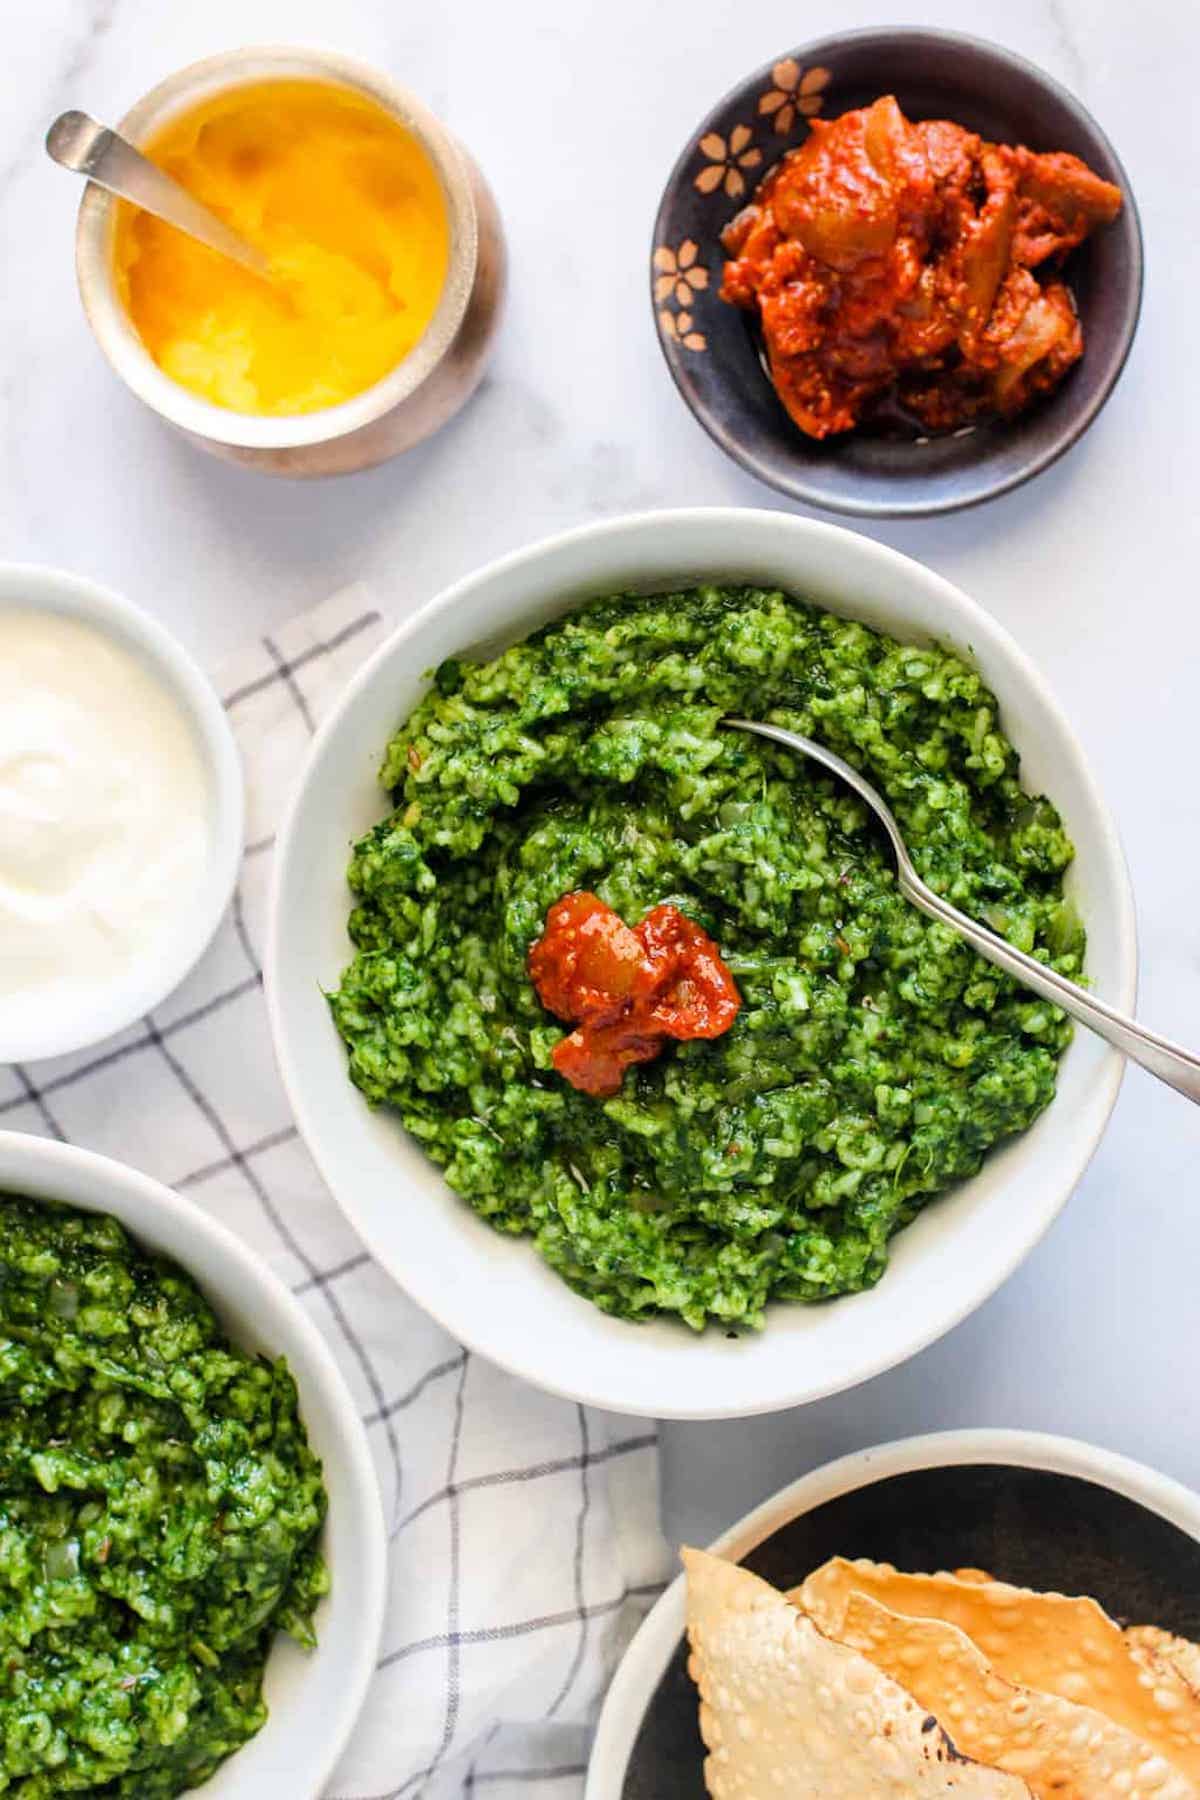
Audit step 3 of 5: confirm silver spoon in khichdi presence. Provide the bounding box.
[725,718,1200,1104]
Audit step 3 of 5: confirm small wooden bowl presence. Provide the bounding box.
[651,28,1143,517]
[75,47,506,477]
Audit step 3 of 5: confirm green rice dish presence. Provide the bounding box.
[331,585,1082,1331]
[0,1196,328,1796]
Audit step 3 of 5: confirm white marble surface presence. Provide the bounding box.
[3,0,1199,1549]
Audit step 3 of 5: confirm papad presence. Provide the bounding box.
[1129,1626,1200,1698]
[823,1588,1198,1800]
[682,1547,1031,1799]
[794,1557,1200,1780]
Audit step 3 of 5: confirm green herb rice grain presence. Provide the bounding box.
[331,585,1082,1331]
[0,1196,328,1796]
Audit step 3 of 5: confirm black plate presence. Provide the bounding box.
[651,27,1144,517]
[623,1462,1200,1796]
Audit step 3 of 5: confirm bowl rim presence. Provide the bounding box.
[585,1427,1200,1798]
[650,25,1146,519]
[74,44,482,452]
[265,505,1137,1420]
[0,561,244,1063]
[0,1127,387,1799]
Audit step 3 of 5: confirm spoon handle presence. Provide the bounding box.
[723,717,1199,1104]
[46,110,272,280]
[901,868,1200,1104]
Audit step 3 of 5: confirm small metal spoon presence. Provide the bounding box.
[726,717,1200,1105]
[46,109,272,281]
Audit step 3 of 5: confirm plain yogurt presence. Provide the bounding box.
[0,607,212,1047]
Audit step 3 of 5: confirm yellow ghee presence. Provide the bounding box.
[113,80,450,415]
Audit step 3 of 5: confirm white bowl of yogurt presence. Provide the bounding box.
[0,564,243,1062]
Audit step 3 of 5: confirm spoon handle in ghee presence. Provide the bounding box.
[728,717,1200,1106]
[46,109,272,281]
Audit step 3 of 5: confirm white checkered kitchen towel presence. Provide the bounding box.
[0,587,672,1798]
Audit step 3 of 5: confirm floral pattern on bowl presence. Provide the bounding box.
[693,123,763,199]
[654,60,830,360]
[652,240,710,350]
[757,58,831,134]
[649,28,1143,517]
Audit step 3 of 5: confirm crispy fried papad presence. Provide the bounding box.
[793,1558,1200,1781]
[819,1589,1198,1800]
[681,1548,1032,1799]
[1129,1627,1200,1697]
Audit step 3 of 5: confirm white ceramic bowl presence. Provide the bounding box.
[267,508,1136,1421]
[586,1428,1200,1797]
[0,563,243,1062]
[0,1129,385,1799]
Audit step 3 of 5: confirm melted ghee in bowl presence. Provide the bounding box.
[113,80,450,415]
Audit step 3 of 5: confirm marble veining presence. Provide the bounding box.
[0,0,1197,1551]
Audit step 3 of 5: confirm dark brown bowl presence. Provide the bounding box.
[618,1455,1200,1795]
[650,28,1143,517]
